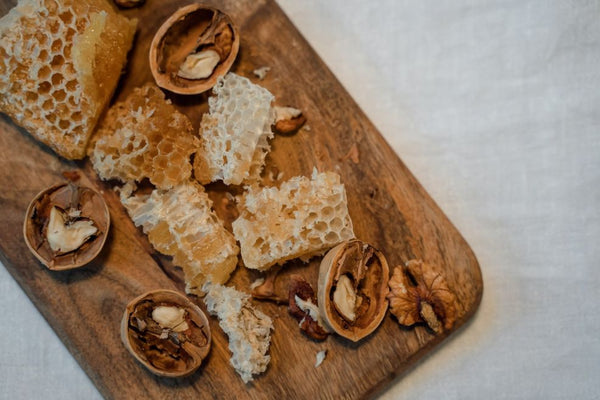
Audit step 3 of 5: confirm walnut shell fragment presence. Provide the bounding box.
[273,106,306,134]
[317,240,390,342]
[388,260,457,334]
[23,183,110,270]
[121,289,211,378]
[150,5,240,94]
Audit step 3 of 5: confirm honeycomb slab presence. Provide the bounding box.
[0,0,137,159]
[193,73,274,185]
[90,83,197,190]
[120,181,239,293]
[232,169,355,271]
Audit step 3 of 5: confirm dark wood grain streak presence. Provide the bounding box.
[0,0,482,399]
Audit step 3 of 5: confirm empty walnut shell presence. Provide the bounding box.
[23,183,110,271]
[317,240,390,342]
[121,289,211,378]
[149,4,240,95]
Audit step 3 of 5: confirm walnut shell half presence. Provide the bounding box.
[121,289,211,378]
[23,183,110,270]
[317,240,390,342]
[149,5,240,95]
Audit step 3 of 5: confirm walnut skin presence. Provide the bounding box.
[388,260,457,334]
[288,275,329,341]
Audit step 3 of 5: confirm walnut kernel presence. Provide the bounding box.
[387,260,457,334]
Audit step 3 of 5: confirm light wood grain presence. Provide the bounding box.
[0,0,483,398]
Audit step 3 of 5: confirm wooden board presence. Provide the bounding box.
[0,0,483,398]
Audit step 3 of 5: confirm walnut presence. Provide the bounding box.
[317,240,390,342]
[121,289,211,378]
[150,5,239,95]
[387,260,457,334]
[288,275,330,341]
[273,106,306,134]
[23,182,110,270]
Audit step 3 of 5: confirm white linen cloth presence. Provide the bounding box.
[1,0,599,398]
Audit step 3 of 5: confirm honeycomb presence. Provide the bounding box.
[0,0,137,159]
[193,73,275,185]
[90,84,198,190]
[203,282,273,383]
[120,181,239,293]
[232,169,356,271]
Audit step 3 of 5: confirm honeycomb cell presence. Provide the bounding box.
[51,54,65,67]
[330,217,343,231]
[51,73,63,85]
[49,19,60,34]
[322,206,334,219]
[25,91,38,102]
[52,89,66,101]
[51,38,63,52]
[38,81,52,94]
[42,99,54,111]
[325,232,339,243]
[45,113,57,123]
[65,79,77,91]
[157,141,173,154]
[59,10,73,24]
[314,221,328,232]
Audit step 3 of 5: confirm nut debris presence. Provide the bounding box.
[253,66,271,80]
[288,275,330,341]
[273,106,306,134]
[315,350,327,367]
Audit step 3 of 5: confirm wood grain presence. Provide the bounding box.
[0,0,483,399]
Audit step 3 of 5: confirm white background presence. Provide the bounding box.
[1,0,599,398]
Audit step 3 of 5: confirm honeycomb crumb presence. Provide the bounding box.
[203,282,273,383]
[232,169,355,271]
[0,0,137,159]
[90,84,198,190]
[120,181,239,292]
[193,73,275,185]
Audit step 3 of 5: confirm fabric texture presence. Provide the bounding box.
[1,1,599,398]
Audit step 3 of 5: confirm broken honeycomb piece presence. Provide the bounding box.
[232,169,356,271]
[0,0,137,159]
[90,84,198,190]
[120,181,239,292]
[193,73,275,185]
